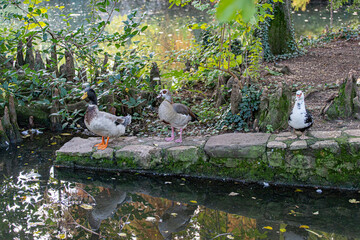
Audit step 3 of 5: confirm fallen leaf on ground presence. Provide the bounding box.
[145,217,156,222]
[263,226,273,230]
[299,225,309,229]
[80,204,93,210]
[190,200,198,204]
[229,192,239,196]
[313,211,319,215]
[60,133,72,136]
[295,189,303,192]
[171,213,178,217]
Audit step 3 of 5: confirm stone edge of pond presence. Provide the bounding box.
[55,130,360,189]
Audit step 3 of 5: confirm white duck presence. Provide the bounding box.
[81,87,131,150]
[157,89,198,143]
[288,90,313,138]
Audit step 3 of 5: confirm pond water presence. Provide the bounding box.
[1,134,360,239]
[2,0,358,60]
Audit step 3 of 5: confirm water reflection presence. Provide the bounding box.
[2,139,360,240]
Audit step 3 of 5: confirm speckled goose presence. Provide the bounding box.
[157,89,198,143]
[81,87,131,150]
[288,90,313,137]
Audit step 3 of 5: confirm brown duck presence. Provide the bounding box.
[157,89,198,143]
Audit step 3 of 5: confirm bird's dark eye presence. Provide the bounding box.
[163,90,167,94]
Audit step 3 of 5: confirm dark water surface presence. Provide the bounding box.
[1,134,360,239]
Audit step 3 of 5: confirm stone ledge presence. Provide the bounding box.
[55,130,360,189]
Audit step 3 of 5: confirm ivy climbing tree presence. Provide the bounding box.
[261,0,302,61]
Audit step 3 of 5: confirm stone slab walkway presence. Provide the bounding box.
[56,130,360,189]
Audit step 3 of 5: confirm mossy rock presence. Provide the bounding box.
[326,74,357,119]
[258,83,292,131]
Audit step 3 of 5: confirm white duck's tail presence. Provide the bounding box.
[120,115,132,126]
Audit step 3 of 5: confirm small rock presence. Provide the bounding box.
[290,140,307,150]
[310,130,341,139]
[267,141,287,149]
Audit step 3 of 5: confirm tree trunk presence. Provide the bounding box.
[330,0,333,29]
[215,75,226,108]
[16,40,25,68]
[24,37,35,70]
[35,50,45,71]
[230,77,241,115]
[8,95,22,143]
[2,106,17,144]
[0,118,10,148]
[65,50,75,82]
[261,0,301,61]
[50,88,62,132]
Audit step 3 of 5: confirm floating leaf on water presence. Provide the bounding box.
[171,213,178,217]
[229,192,239,196]
[80,204,93,210]
[263,226,273,230]
[280,228,286,232]
[190,200,197,204]
[299,225,309,229]
[295,189,303,192]
[349,199,360,204]
[145,217,156,222]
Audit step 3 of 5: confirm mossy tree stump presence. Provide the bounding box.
[325,73,358,119]
[257,83,292,131]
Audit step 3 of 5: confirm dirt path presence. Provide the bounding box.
[264,38,360,131]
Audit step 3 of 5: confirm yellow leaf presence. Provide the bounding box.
[60,133,72,136]
[51,142,57,145]
[227,235,234,239]
[200,23,208,30]
[58,233,66,239]
[190,200,197,204]
[24,0,30,4]
[299,225,309,229]
[39,7,47,13]
[295,189,303,192]
[119,233,126,237]
[80,204,93,210]
[170,213,178,217]
[280,228,286,232]
[27,23,38,30]
[263,226,273,230]
[38,21,46,28]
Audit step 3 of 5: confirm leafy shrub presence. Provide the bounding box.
[218,85,261,131]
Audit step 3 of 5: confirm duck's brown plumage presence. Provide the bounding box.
[157,89,198,143]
